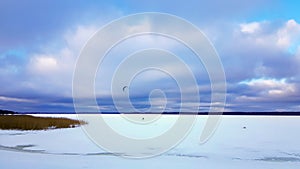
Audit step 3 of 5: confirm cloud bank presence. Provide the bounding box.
[1,1,300,112]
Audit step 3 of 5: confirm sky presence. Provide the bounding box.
[1,0,300,112]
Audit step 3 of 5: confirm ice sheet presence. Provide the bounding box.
[0,115,299,169]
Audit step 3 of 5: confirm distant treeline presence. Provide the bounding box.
[0,109,16,115]
[1,109,300,116]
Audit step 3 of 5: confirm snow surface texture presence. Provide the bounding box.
[0,115,299,169]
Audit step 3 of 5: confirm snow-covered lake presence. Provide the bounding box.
[0,115,299,169]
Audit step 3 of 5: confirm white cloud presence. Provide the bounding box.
[239,78,296,98]
[30,55,58,73]
[26,25,98,97]
[64,25,98,53]
[240,22,261,34]
[127,20,152,34]
[0,96,35,103]
[235,19,300,51]
[276,19,300,49]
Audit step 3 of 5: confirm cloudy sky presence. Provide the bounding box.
[1,0,300,112]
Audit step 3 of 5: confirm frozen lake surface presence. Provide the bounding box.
[0,115,300,169]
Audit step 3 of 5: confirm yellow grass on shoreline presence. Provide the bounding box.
[0,114,87,130]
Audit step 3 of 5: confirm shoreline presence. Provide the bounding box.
[0,114,86,131]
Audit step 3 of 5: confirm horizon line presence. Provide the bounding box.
[16,111,300,116]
